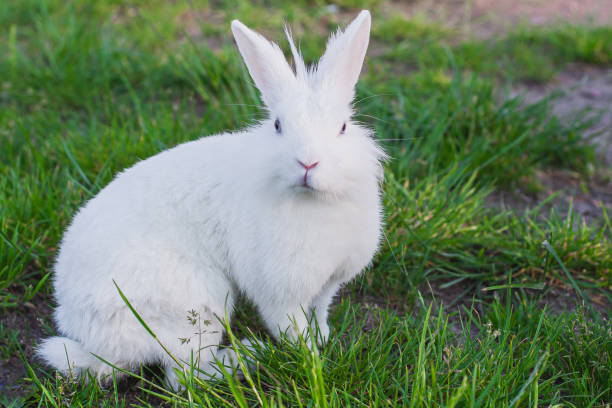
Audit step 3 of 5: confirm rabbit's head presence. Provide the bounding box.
[231,10,385,201]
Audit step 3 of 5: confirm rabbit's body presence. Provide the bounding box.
[39,10,383,388]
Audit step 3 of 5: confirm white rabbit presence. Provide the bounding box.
[37,10,384,389]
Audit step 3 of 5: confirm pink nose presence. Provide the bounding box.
[297,160,319,170]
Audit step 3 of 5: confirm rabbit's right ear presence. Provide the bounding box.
[314,10,371,106]
[231,20,296,108]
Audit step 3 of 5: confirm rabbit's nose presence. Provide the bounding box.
[297,160,319,170]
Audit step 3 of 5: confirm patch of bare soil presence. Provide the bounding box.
[389,0,612,38]
[487,67,612,224]
[176,8,226,50]
[416,279,611,343]
[425,279,610,316]
[514,66,612,165]
[488,168,612,226]
[0,295,53,401]
[340,276,610,344]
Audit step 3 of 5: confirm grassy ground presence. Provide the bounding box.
[1,0,611,406]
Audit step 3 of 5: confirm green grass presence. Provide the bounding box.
[1,0,611,406]
[23,298,612,407]
[374,17,612,82]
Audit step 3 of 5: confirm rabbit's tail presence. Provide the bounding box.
[37,336,100,377]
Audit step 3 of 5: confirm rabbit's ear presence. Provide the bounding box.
[316,10,371,104]
[231,20,296,107]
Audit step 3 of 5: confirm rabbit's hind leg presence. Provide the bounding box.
[155,310,228,390]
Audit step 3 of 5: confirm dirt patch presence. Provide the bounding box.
[513,66,612,165]
[470,0,611,27]
[487,168,612,226]
[0,294,53,400]
[534,169,612,222]
[390,0,612,38]
[486,67,612,224]
[176,8,227,50]
[426,278,610,316]
[415,278,611,343]
[340,276,611,344]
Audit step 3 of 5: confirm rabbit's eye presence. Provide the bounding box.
[274,118,281,134]
[340,122,347,135]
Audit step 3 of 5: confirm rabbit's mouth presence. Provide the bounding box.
[295,183,315,192]
[301,178,314,189]
[292,182,326,198]
[291,182,345,202]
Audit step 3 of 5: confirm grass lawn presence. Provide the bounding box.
[1,0,611,406]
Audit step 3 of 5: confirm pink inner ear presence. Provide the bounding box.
[336,15,370,89]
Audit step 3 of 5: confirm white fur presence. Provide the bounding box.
[38,10,384,389]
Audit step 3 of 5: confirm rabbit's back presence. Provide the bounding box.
[52,133,249,327]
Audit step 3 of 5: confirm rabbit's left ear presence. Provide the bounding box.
[231,20,296,108]
[316,10,371,105]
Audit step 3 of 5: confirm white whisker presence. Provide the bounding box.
[354,114,390,124]
[354,93,394,105]
[376,138,417,142]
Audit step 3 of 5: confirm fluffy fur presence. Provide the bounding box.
[38,10,384,389]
